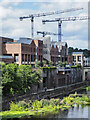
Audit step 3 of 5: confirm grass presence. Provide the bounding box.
[0,93,90,118]
[0,111,35,118]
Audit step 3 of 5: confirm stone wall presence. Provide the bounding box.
[42,68,57,89]
[2,81,90,111]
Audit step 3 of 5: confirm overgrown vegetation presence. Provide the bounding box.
[71,64,81,68]
[0,62,41,96]
[35,60,53,68]
[0,93,90,118]
[86,86,90,92]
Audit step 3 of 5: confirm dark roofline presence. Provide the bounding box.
[0,36,13,40]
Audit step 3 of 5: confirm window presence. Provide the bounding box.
[22,46,23,51]
[58,57,60,61]
[14,54,19,62]
[58,52,61,55]
[39,43,40,47]
[25,54,27,62]
[31,48,32,52]
[31,55,34,62]
[39,55,40,60]
[28,55,30,62]
[73,56,76,62]
[78,56,81,62]
[22,54,24,62]
[50,44,52,48]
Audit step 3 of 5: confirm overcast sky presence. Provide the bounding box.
[0,0,89,49]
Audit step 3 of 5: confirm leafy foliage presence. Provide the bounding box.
[1,93,90,118]
[1,63,41,96]
[68,47,90,57]
[35,60,41,68]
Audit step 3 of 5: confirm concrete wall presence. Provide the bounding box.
[42,68,57,89]
[42,36,51,61]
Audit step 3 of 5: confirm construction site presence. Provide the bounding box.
[0,7,89,66]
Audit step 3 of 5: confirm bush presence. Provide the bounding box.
[1,63,41,96]
[10,101,29,111]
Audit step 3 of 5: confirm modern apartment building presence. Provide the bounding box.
[1,36,69,66]
[72,52,83,66]
[50,44,58,65]
[35,37,68,65]
[1,37,43,66]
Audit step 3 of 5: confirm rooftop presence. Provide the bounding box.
[6,38,33,45]
[72,52,83,54]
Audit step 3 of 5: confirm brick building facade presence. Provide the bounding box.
[1,37,43,66]
[51,41,68,65]
[50,44,58,65]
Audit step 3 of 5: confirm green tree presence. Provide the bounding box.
[68,47,74,55]
[74,48,78,52]
[17,65,32,93]
[30,71,40,85]
[17,65,40,93]
[1,63,18,95]
[1,63,41,95]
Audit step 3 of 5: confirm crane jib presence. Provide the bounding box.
[19,7,84,38]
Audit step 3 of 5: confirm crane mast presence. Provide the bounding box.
[19,8,83,38]
[42,16,88,42]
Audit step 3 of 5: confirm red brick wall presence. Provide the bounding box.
[50,45,58,65]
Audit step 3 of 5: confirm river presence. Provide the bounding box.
[2,90,90,120]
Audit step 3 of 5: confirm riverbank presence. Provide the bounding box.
[0,92,90,119]
[2,80,90,111]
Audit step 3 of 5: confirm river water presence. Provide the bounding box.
[42,105,90,119]
[2,91,90,120]
[43,91,90,119]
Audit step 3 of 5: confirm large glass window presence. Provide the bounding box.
[28,55,30,62]
[14,54,19,62]
[22,54,24,62]
[25,54,27,62]
[31,55,34,62]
